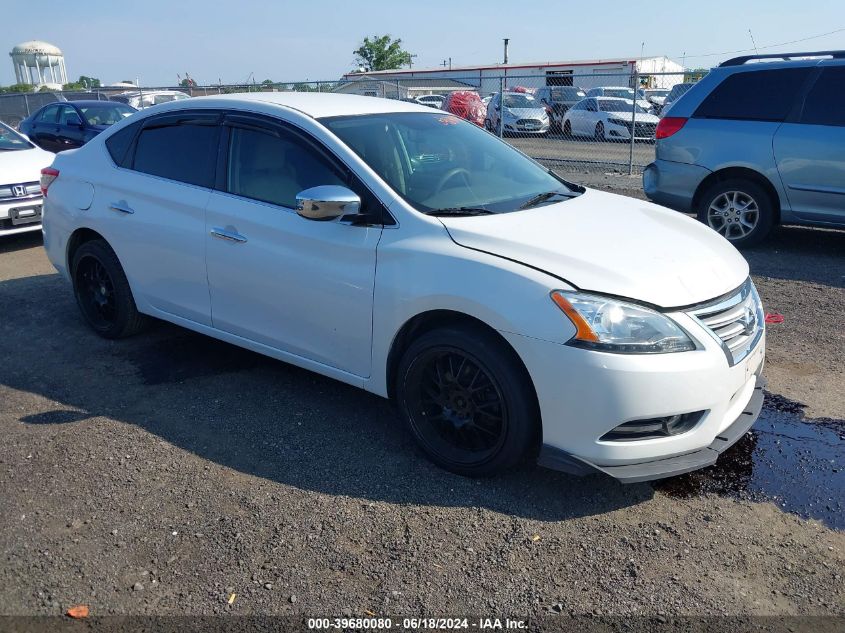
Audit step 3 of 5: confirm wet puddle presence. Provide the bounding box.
[656,393,844,530]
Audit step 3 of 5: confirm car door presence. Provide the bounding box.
[204,113,382,378]
[56,105,87,151]
[773,66,845,224]
[29,104,61,151]
[95,111,219,325]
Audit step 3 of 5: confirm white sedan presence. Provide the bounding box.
[0,122,55,237]
[562,97,660,141]
[41,93,765,481]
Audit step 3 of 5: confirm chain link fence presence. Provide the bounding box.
[0,71,702,176]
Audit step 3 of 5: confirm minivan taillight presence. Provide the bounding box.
[40,167,59,196]
[655,117,688,140]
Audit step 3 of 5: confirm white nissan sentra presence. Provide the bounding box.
[41,93,766,481]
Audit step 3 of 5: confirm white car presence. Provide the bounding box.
[585,86,653,112]
[562,97,660,141]
[41,93,765,481]
[0,122,54,237]
[110,90,190,110]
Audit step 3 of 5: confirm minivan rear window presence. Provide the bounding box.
[694,67,812,122]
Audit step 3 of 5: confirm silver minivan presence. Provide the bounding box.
[644,51,845,247]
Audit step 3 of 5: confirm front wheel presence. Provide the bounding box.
[395,325,539,477]
[563,120,572,138]
[594,121,605,141]
[697,179,775,248]
[71,239,148,339]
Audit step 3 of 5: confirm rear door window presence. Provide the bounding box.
[37,105,60,123]
[131,113,220,187]
[800,67,845,127]
[694,67,812,122]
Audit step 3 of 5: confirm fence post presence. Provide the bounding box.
[628,70,638,176]
[396,79,400,100]
[498,76,504,138]
[23,93,31,116]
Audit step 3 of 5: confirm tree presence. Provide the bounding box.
[0,83,35,94]
[63,75,102,90]
[353,35,412,72]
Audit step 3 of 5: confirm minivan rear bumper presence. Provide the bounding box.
[643,160,711,212]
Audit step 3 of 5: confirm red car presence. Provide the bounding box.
[441,91,486,127]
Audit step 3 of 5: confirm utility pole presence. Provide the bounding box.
[409,54,418,69]
[503,38,510,64]
[441,58,452,70]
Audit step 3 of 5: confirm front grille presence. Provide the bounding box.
[516,119,542,126]
[621,121,656,136]
[0,182,41,201]
[601,411,705,442]
[687,278,764,366]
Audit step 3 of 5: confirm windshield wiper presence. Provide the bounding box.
[518,190,573,210]
[427,207,494,217]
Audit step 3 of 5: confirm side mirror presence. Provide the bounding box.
[296,185,361,221]
[66,114,83,127]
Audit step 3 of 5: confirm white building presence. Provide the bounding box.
[9,40,68,89]
[341,56,686,95]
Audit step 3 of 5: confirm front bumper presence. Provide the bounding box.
[537,374,765,482]
[500,312,766,482]
[0,196,44,236]
[504,120,549,134]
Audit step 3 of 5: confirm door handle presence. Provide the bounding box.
[109,201,134,214]
[210,228,247,243]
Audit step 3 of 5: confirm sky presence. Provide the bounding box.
[3,0,844,87]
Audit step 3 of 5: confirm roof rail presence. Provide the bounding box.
[720,50,845,67]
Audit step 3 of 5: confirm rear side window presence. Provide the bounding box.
[694,68,811,122]
[38,105,60,123]
[800,67,845,127]
[132,119,219,187]
[105,121,141,167]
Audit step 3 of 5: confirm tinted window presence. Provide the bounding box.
[694,68,811,121]
[58,105,81,126]
[38,105,60,123]
[226,126,346,208]
[800,67,845,127]
[106,121,142,166]
[132,120,218,187]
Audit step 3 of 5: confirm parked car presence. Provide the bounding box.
[485,91,549,135]
[585,86,653,113]
[415,94,445,109]
[644,50,845,246]
[535,86,586,131]
[0,122,54,237]
[641,88,670,114]
[41,93,765,481]
[441,91,486,126]
[660,82,694,116]
[19,101,136,153]
[110,90,190,110]
[562,97,659,141]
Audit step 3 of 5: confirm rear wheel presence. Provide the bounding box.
[71,239,148,339]
[594,121,605,141]
[395,325,538,477]
[696,178,775,247]
[563,120,572,138]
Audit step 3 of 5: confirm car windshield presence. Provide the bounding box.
[78,104,136,126]
[0,122,33,150]
[604,88,636,99]
[599,99,649,114]
[647,90,669,97]
[503,93,537,108]
[321,112,577,214]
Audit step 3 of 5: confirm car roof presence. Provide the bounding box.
[68,100,125,107]
[182,92,433,118]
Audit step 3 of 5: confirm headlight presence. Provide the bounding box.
[551,291,695,354]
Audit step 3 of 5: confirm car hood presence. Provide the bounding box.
[438,189,748,308]
[505,107,546,118]
[0,146,54,184]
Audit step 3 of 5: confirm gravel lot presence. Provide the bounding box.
[0,186,842,621]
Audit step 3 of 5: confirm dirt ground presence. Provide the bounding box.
[0,205,842,621]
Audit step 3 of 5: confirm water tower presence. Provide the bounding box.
[10,40,68,88]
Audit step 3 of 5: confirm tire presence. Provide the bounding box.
[484,118,492,132]
[696,178,775,248]
[594,122,605,141]
[563,120,572,138]
[395,324,539,477]
[71,239,148,339]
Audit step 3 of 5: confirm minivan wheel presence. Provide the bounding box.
[72,239,148,339]
[697,179,775,248]
[396,325,538,477]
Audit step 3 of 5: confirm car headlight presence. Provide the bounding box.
[551,291,695,353]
